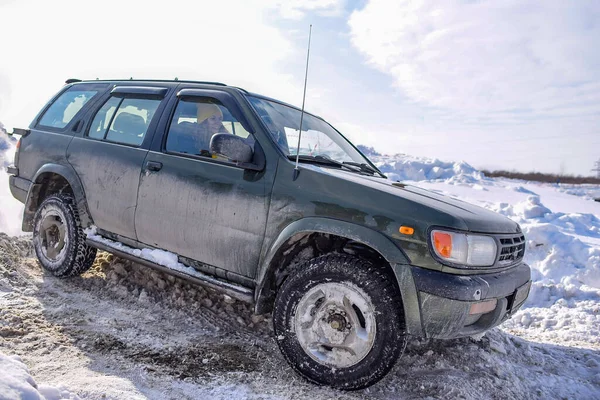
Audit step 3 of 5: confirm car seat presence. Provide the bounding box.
[107,112,148,145]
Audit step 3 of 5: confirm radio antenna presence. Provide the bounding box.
[293,24,312,181]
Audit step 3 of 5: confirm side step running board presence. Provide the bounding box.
[86,238,254,304]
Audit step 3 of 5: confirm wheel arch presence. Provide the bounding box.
[23,163,92,232]
[254,217,411,314]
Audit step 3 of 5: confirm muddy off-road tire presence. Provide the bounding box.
[33,194,96,277]
[273,254,406,390]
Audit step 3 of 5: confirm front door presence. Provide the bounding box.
[134,91,272,277]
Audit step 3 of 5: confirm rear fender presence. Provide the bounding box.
[23,163,91,231]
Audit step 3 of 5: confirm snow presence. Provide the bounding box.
[84,226,188,272]
[84,227,242,290]
[1,148,599,398]
[0,128,24,236]
[0,352,79,400]
[372,152,485,185]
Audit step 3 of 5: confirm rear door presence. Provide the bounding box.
[134,88,273,277]
[67,85,171,239]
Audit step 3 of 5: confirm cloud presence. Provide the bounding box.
[271,0,345,20]
[348,0,600,121]
[0,0,303,128]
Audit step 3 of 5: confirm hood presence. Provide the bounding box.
[317,167,520,234]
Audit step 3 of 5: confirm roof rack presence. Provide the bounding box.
[72,78,228,86]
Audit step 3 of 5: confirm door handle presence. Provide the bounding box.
[146,161,163,171]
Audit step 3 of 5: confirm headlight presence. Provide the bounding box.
[430,229,497,267]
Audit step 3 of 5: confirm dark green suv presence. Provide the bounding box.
[7,79,531,389]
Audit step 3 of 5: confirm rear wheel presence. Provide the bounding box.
[273,254,406,390]
[33,194,96,277]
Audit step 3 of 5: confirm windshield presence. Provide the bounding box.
[247,95,371,165]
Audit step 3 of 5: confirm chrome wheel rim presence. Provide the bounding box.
[39,210,67,262]
[294,282,377,368]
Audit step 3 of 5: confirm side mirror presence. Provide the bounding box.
[210,133,253,164]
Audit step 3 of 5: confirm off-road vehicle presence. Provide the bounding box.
[7,79,531,389]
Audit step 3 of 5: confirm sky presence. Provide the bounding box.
[1,0,599,176]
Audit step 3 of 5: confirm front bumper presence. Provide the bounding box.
[398,262,531,339]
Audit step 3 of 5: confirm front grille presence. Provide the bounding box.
[498,235,526,265]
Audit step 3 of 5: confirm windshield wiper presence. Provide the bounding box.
[342,161,384,177]
[287,154,339,167]
[288,155,370,175]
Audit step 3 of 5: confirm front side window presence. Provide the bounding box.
[38,87,99,129]
[88,97,161,146]
[247,96,369,165]
[165,98,253,157]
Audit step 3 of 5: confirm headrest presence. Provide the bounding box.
[113,112,146,135]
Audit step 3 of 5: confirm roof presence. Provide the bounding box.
[66,77,322,118]
[67,78,229,87]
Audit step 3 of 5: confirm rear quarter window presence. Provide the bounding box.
[38,86,100,129]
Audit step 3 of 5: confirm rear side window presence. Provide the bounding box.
[38,87,99,129]
[89,97,121,139]
[88,97,161,146]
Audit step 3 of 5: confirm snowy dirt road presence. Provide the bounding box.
[1,234,599,400]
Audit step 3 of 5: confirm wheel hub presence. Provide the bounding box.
[38,209,68,262]
[294,282,376,368]
[315,306,351,345]
[327,313,347,331]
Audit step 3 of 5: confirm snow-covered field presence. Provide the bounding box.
[1,140,599,399]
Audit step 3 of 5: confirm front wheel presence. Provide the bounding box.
[273,254,406,390]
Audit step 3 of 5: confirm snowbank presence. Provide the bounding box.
[0,352,79,400]
[558,185,600,201]
[492,196,600,304]
[487,196,600,345]
[368,151,486,185]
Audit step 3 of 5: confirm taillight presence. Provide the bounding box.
[14,138,21,166]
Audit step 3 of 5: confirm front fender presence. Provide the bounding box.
[23,163,92,231]
[254,217,411,312]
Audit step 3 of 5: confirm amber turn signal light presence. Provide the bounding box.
[432,231,452,258]
[469,299,497,315]
[399,226,414,235]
